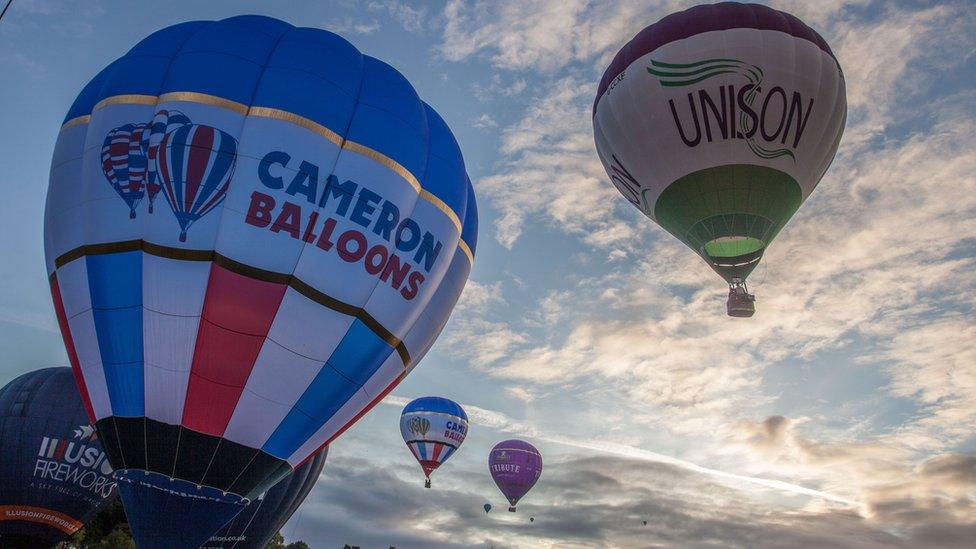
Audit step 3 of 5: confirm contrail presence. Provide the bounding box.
[382,394,856,506]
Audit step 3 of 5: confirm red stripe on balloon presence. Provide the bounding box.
[184,126,214,213]
[181,264,286,436]
[49,276,96,423]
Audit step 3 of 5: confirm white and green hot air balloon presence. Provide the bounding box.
[593,2,846,317]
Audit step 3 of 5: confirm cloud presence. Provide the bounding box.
[326,17,382,35]
[368,0,430,34]
[439,0,664,72]
[470,113,498,129]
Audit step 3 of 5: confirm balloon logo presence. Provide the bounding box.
[46,15,477,548]
[100,123,149,218]
[156,123,237,242]
[407,417,431,436]
[400,397,468,488]
[145,109,192,213]
[593,3,846,316]
[0,368,118,547]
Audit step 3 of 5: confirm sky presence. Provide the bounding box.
[0,0,974,547]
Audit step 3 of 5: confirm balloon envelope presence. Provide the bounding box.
[400,396,468,484]
[488,440,542,511]
[484,503,491,513]
[0,368,117,548]
[203,448,326,549]
[593,3,845,290]
[45,14,477,548]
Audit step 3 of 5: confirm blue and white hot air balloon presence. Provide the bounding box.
[399,397,468,488]
[44,15,478,548]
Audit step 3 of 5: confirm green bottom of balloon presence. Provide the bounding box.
[651,164,802,282]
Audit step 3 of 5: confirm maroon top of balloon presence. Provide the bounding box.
[594,2,837,114]
[488,439,543,505]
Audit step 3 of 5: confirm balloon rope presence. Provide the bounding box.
[0,0,12,23]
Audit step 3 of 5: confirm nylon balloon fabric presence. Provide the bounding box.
[202,448,326,549]
[489,439,542,511]
[0,368,117,549]
[399,396,468,485]
[44,15,478,548]
[593,2,846,285]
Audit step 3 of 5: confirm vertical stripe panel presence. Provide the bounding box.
[86,252,144,417]
[180,264,286,435]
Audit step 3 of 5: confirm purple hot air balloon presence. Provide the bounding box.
[488,439,542,512]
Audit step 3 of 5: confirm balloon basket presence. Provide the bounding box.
[726,279,756,318]
[424,478,431,489]
[129,210,136,219]
[179,231,187,242]
[509,506,516,512]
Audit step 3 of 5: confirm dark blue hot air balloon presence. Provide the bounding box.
[203,448,327,549]
[0,368,117,548]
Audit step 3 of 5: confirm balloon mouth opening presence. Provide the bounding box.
[703,236,764,258]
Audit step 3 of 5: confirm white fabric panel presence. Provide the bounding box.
[291,148,422,307]
[142,309,199,424]
[361,351,404,399]
[265,288,354,361]
[287,387,371,467]
[57,259,94,319]
[223,342,320,450]
[142,255,210,316]
[363,197,459,340]
[67,310,112,420]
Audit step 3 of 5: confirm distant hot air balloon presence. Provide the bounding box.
[642,520,648,526]
[489,440,542,512]
[529,517,534,523]
[203,448,327,549]
[45,15,477,549]
[144,109,192,213]
[400,397,468,488]
[484,503,492,514]
[593,3,846,317]
[0,368,117,548]
[100,123,149,218]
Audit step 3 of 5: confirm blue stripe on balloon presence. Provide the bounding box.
[261,365,359,459]
[86,252,144,417]
[343,57,428,184]
[327,320,394,386]
[417,442,428,461]
[421,104,466,223]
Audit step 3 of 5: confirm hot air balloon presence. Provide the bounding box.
[642,520,648,526]
[101,123,149,218]
[400,397,468,488]
[0,368,117,548]
[484,503,492,514]
[203,448,327,549]
[592,3,846,317]
[529,517,534,523]
[144,109,192,213]
[44,15,478,548]
[489,440,542,512]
